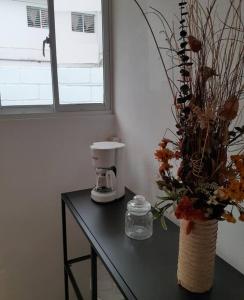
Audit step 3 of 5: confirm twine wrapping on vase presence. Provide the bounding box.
[177,219,218,293]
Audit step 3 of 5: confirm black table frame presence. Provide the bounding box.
[62,198,98,300]
[62,195,132,300]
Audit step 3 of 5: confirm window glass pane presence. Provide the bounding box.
[0,0,52,107]
[54,0,104,105]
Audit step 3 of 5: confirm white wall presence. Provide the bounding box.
[55,0,101,11]
[0,113,115,300]
[112,0,244,275]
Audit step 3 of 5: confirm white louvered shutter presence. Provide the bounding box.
[72,12,84,32]
[84,14,95,33]
[27,6,41,28]
[41,9,49,28]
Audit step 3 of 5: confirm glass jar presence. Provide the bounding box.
[125,195,153,240]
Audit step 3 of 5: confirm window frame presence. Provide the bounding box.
[0,0,112,116]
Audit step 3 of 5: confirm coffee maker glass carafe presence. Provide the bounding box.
[94,168,115,193]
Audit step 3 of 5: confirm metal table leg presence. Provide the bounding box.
[62,199,69,300]
[91,246,97,300]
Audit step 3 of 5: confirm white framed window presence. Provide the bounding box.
[27,6,49,29]
[72,12,95,33]
[0,0,111,115]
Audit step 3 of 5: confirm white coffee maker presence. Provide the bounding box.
[90,141,125,203]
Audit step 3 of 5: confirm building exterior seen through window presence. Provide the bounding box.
[0,0,108,113]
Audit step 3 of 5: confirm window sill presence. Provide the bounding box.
[0,108,113,121]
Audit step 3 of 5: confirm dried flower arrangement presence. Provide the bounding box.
[132,0,244,230]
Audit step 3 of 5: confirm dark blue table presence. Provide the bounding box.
[61,188,244,300]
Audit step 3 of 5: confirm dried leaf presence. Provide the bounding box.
[188,35,202,52]
[199,66,217,81]
[219,96,239,121]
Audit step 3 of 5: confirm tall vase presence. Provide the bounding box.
[177,219,218,293]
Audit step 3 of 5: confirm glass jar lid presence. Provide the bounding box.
[127,195,151,216]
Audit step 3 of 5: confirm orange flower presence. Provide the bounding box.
[216,188,229,201]
[159,162,173,174]
[221,156,244,203]
[223,212,236,223]
[231,155,244,176]
[154,148,174,162]
[159,138,171,148]
[155,139,181,176]
[174,151,181,160]
[223,180,244,202]
[239,213,244,222]
[175,196,206,221]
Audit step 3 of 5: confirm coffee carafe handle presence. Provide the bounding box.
[107,169,116,191]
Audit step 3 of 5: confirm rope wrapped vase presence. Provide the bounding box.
[177,220,218,293]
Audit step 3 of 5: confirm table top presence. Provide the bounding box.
[62,188,244,300]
